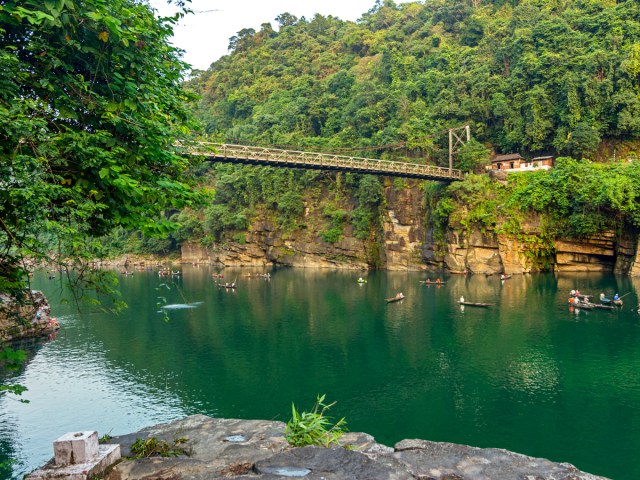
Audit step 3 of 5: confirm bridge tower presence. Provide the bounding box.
[448,125,471,172]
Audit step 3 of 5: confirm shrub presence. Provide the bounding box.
[285,394,346,448]
[320,226,343,243]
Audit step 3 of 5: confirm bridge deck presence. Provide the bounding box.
[185,143,463,181]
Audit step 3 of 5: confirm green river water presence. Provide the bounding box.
[1,267,640,479]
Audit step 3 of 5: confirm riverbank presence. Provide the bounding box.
[85,414,606,479]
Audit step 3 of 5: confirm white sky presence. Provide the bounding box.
[149,0,415,70]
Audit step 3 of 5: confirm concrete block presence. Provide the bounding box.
[27,444,121,480]
[54,431,98,466]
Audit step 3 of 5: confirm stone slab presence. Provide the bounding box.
[392,439,607,480]
[93,415,608,480]
[27,444,120,480]
[254,445,413,480]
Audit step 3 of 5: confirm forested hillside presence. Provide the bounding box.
[191,0,640,161]
[108,0,640,270]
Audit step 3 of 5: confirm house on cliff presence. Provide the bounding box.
[491,153,553,172]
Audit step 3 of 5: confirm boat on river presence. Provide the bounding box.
[459,296,493,307]
[385,293,405,303]
[419,280,445,285]
[591,303,616,311]
[568,298,617,310]
[500,274,512,280]
[568,297,593,308]
[218,282,236,289]
[459,301,494,307]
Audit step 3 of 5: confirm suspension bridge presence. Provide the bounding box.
[183,142,464,182]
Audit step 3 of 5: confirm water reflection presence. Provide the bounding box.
[1,269,639,480]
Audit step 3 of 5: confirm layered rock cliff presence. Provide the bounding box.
[182,179,432,271]
[181,178,640,275]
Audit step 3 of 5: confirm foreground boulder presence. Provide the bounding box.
[102,415,607,480]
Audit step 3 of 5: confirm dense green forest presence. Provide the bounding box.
[192,0,640,159]
[154,0,640,261]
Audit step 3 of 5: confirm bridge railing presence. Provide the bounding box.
[183,142,463,180]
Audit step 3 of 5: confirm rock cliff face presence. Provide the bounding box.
[181,179,639,275]
[182,180,432,271]
[443,228,638,275]
[182,222,370,270]
[0,290,59,342]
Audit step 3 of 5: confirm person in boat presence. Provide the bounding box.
[614,293,620,301]
[460,295,465,303]
[436,278,441,284]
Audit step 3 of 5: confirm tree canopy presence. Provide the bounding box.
[0,0,200,294]
[191,0,640,161]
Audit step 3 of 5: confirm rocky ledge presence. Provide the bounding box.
[101,415,607,480]
[0,290,59,343]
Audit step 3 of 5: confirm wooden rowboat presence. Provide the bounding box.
[459,301,494,307]
[386,294,405,303]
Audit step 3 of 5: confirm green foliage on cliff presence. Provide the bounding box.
[509,157,640,234]
[437,158,640,254]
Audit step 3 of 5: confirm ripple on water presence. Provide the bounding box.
[1,341,187,479]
